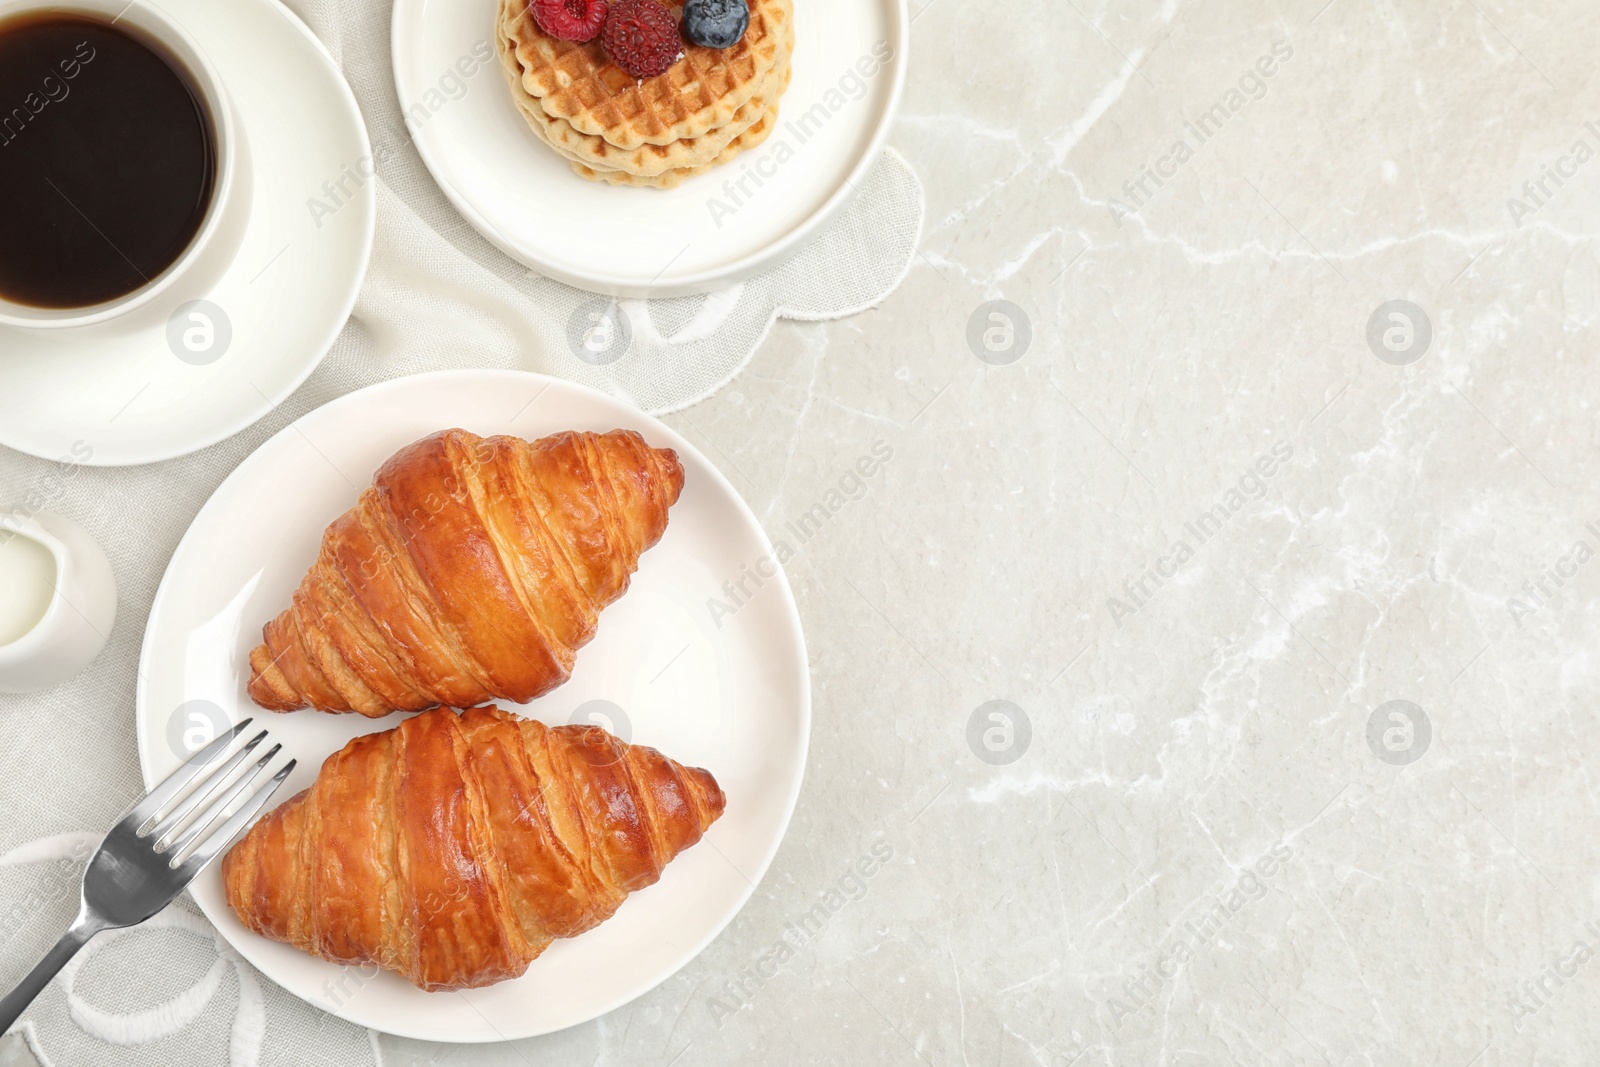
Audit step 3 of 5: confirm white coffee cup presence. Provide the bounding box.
[0,0,249,332]
[0,510,118,693]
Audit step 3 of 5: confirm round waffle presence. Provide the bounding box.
[498,0,793,149]
[559,58,792,186]
[516,68,780,179]
[496,4,793,178]
[569,97,783,189]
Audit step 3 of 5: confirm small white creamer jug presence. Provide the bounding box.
[0,510,117,693]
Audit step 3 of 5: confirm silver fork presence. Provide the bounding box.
[0,718,294,1034]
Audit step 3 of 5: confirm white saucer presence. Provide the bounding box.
[134,370,811,1042]
[391,0,907,297]
[0,0,375,467]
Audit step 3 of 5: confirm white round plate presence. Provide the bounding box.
[391,0,907,297]
[135,370,811,1042]
[0,0,375,466]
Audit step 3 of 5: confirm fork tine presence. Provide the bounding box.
[146,730,269,844]
[175,759,296,877]
[164,744,282,862]
[122,718,255,828]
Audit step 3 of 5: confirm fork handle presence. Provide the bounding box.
[0,912,107,1035]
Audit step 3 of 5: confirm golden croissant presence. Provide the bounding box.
[247,428,684,717]
[221,705,726,990]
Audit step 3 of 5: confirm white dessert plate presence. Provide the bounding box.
[0,0,375,467]
[135,370,811,1042]
[390,0,907,297]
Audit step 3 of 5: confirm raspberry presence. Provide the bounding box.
[602,0,683,80]
[531,0,608,42]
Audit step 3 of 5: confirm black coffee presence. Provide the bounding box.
[0,14,216,309]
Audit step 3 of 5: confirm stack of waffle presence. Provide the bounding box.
[496,0,794,189]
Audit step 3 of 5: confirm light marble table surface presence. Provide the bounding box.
[6,0,1600,1064]
[391,2,1600,1065]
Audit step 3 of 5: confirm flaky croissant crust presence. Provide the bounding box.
[221,705,726,991]
[247,428,684,717]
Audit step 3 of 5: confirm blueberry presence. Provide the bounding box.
[682,0,749,49]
